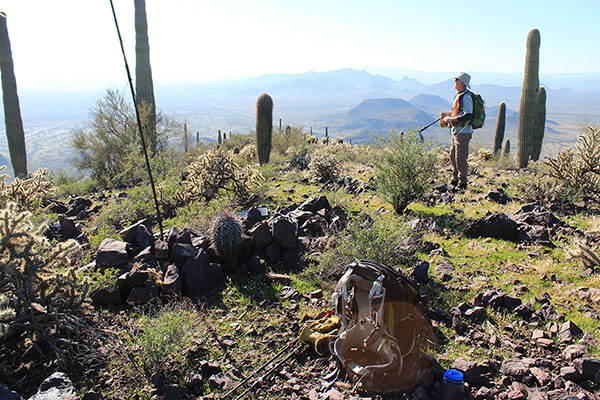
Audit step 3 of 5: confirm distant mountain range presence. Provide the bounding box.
[0,67,598,176]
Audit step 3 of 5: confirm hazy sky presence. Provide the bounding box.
[2,0,599,90]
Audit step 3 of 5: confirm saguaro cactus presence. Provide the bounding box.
[517,28,545,168]
[256,93,273,165]
[504,139,511,157]
[218,130,222,145]
[0,12,27,178]
[184,123,188,152]
[134,0,157,154]
[493,102,506,156]
[530,86,547,161]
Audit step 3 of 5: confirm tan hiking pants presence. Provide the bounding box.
[450,132,472,185]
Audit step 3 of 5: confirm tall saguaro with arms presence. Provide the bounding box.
[0,12,27,178]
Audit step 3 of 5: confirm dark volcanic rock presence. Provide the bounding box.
[119,218,153,244]
[485,188,511,204]
[465,213,519,241]
[181,253,224,296]
[154,240,170,259]
[161,264,182,296]
[500,359,528,379]
[90,286,122,307]
[298,195,331,213]
[58,215,81,240]
[451,358,480,384]
[410,260,429,284]
[127,287,159,305]
[271,217,297,249]
[96,238,130,267]
[572,358,600,382]
[171,243,198,263]
[249,221,272,250]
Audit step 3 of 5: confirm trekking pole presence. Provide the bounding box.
[232,343,304,400]
[222,340,299,398]
[417,117,441,141]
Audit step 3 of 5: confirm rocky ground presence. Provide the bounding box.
[1,164,599,400]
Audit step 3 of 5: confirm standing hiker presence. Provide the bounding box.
[441,72,473,189]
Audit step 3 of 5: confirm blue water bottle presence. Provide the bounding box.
[441,369,464,400]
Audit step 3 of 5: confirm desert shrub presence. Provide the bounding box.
[272,125,308,155]
[176,149,263,204]
[546,126,600,200]
[53,170,101,198]
[308,146,342,182]
[121,304,197,379]
[91,185,159,231]
[374,131,440,213]
[0,167,55,210]
[0,203,86,333]
[312,214,419,281]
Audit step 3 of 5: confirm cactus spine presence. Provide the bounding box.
[504,139,511,157]
[493,102,506,156]
[210,213,242,264]
[517,28,544,168]
[256,93,273,165]
[0,12,27,178]
[134,0,157,154]
[530,86,546,161]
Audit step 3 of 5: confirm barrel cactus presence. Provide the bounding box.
[493,102,506,156]
[0,12,27,178]
[210,212,242,264]
[256,93,273,165]
[517,29,545,168]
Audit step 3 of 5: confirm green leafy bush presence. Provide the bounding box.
[374,131,439,213]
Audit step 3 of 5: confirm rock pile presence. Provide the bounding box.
[89,195,348,307]
[465,202,581,246]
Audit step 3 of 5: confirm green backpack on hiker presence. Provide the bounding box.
[467,90,485,129]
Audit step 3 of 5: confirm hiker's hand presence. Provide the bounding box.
[440,111,451,117]
[441,116,453,126]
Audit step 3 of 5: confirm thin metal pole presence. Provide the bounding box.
[108,0,163,240]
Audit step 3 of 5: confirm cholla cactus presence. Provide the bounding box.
[0,293,15,337]
[176,149,263,203]
[0,167,55,209]
[308,147,341,182]
[239,144,257,161]
[0,202,86,321]
[545,126,600,198]
[210,212,242,264]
